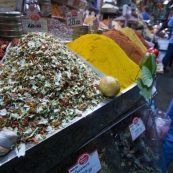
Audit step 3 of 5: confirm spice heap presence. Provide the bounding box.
[0,32,106,145]
[48,18,73,41]
[133,30,151,49]
[114,129,162,173]
[120,27,147,53]
[103,29,145,64]
[67,34,140,91]
[0,38,9,61]
[112,113,162,173]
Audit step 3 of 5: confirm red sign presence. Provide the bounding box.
[78,153,89,165]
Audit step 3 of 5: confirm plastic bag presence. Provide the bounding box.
[154,109,171,142]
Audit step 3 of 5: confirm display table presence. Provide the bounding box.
[0,83,167,173]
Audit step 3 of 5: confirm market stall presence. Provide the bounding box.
[0,0,168,173]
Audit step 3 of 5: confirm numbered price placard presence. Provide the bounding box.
[22,17,48,33]
[66,12,83,27]
[129,117,146,141]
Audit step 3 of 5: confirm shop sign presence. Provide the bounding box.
[68,150,101,173]
[21,15,48,33]
[66,10,83,27]
[129,117,146,141]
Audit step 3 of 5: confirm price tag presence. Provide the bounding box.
[129,117,146,141]
[66,11,83,27]
[22,16,48,33]
[60,5,68,15]
[68,150,101,173]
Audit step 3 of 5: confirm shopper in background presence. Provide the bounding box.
[162,13,173,71]
[159,99,173,172]
[156,9,173,37]
[141,6,150,20]
[156,8,173,67]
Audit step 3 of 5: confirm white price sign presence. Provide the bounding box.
[22,15,48,33]
[68,150,101,173]
[129,117,146,141]
[66,11,83,27]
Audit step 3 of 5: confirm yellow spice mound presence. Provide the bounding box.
[67,34,140,91]
[120,27,147,53]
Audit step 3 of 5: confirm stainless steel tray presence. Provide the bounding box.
[0,46,141,173]
[0,11,21,17]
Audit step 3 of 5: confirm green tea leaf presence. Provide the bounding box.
[137,78,143,90]
[142,53,157,75]
[139,54,148,68]
[137,78,152,99]
[139,87,152,99]
[141,66,153,87]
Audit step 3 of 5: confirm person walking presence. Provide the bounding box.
[162,14,173,71]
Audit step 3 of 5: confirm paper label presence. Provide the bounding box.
[66,11,83,27]
[68,150,101,173]
[129,117,146,141]
[60,5,68,15]
[22,16,48,33]
[40,3,51,16]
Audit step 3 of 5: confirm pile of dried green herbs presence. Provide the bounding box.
[114,129,162,173]
[0,32,106,152]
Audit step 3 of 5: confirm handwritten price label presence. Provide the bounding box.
[66,11,83,27]
[129,117,146,141]
[22,16,48,33]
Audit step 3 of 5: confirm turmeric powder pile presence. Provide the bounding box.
[67,34,140,91]
[103,29,144,64]
[120,27,147,53]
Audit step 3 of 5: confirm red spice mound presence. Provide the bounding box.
[133,30,151,49]
[103,29,145,64]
